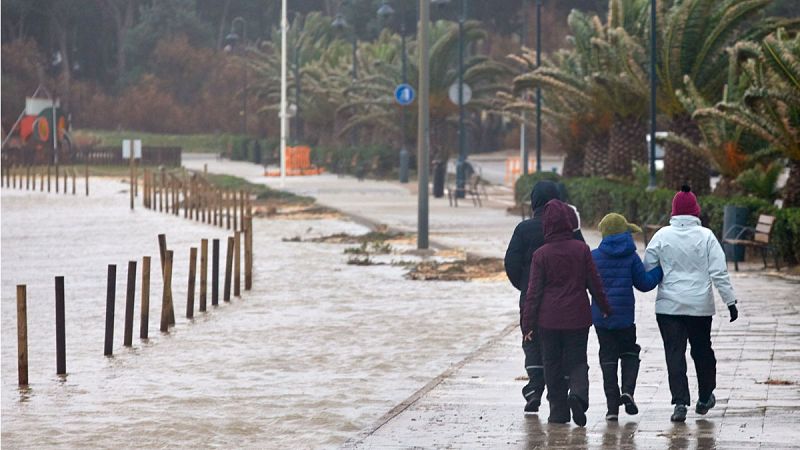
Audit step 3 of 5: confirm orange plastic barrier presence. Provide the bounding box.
[505,156,537,185]
[264,145,325,176]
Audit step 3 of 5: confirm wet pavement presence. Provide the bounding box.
[183,155,800,448]
[347,272,800,449]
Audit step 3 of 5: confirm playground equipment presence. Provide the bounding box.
[264,145,324,176]
[1,87,73,165]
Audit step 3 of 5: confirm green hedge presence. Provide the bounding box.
[229,137,278,165]
[312,144,406,178]
[515,173,800,264]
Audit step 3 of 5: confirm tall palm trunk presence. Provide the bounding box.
[784,159,800,208]
[664,115,710,195]
[608,115,647,178]
[582,132,610,177]
[562,145,585,177]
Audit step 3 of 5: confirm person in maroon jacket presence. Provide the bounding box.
[522,199,612,426]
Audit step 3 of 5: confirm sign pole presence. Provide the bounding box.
[279,0,288,186]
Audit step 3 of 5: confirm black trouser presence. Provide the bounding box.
[522,329,545,403]
[596,325,641,411]
[540,327,590,422]
[656,314,716,406]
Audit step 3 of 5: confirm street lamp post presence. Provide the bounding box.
[433,0,468,198]
[377,0,411,183]
[648,0,657,189]
[535,0,542,173]
[455,0,467,199]
[332,7,358,146]
[225,17,248,136]
[418,0,430,250]
[293,46,303,144]
[520,0,529,176]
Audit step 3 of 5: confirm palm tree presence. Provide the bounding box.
[340,20,512,163]
[695,29,800,206]
[511,10,614,177]
[594,0,651,177]
[655,0,792,194]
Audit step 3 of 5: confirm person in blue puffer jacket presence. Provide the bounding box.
[591,213,663,421]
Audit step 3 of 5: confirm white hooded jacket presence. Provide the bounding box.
[644,215,736,316]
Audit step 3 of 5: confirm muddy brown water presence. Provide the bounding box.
[1,179,517,448]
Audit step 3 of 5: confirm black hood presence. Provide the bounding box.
[530,180,560,212]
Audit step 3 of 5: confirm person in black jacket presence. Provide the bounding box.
[504,180,584,414]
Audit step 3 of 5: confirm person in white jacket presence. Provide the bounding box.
[644,185,739,423]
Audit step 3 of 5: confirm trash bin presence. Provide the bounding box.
[432,159,446,198]
[399,147,410,183]
[723,205,748,263]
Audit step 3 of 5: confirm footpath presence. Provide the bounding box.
[184,155,800,449]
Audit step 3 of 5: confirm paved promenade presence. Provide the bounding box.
[184,155,800,449]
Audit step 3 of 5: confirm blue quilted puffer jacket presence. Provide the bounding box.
[591,232,663,329]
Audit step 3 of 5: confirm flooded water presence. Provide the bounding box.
[1,179,517,448]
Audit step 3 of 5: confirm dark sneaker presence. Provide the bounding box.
[620,393,639,415]
[671,404,688,422]
[524,396,541,415]
[695,393,716,415]
[606,409,619,421]
[568,395,587,427]
[547,416,570,424]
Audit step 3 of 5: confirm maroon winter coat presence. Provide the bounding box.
[522,200,611,336]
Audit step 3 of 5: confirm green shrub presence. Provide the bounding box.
[514,173,800,264]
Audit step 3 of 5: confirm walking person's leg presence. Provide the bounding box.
[619,325,642,415]
[656,314,691,421]
[522,328,546,413]
[564,327,590,427]
[687,316,717,413]
[596,327,621,419]
[540,328,569,423]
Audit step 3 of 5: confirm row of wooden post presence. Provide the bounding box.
[1,164,89,196]
[141,168,251,234]
[15,223,254,386]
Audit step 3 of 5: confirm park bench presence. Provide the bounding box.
[447,173,486,207]
[722,214,780,271]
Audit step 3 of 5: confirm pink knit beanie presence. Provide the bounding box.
[671,185,701,217]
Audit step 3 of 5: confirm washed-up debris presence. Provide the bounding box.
[254,203,342,220]
[757,378,797,385]
[405,255,505,281]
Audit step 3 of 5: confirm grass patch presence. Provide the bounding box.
[74,129,239,153]
[203,173,314,205]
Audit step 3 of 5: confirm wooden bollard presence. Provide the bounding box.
[63,167,67,194]
[234,231,241,297]
[233,190,239,231]
[42,167,46,192]
[160,250,173,332]
[223,236,234,302]
[200,239,208,312]
[12,165,16,189]
[140,256,151,339]
[55,276,66,375]
[244,216,253,290]
[212,239,220,306]
[26,165,30,190]
[72,168,76,195]
[161,174,166,212]
[157,234,176,326]
[187,247,197,318]
[17,285,28,386]
[104,264,116,356]
[84,163,89,196]
[123,261,137,347]
[55,164,60,193]
[239,190,246,231]
[47,165,51,192]
[32,166,37,191]
[226,191,232,230]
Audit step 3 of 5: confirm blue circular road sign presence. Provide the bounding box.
[395,84,415,106]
